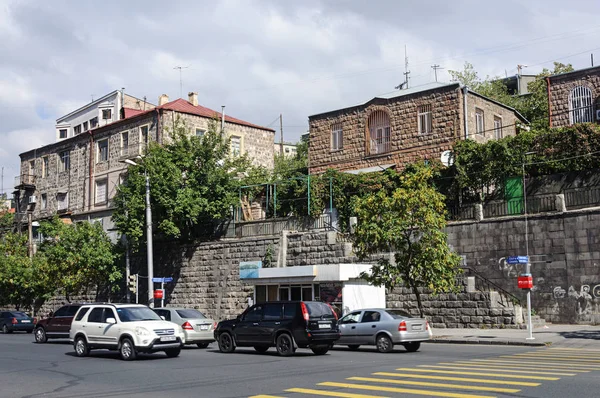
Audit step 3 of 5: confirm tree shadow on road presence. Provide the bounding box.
[556,330,600,340]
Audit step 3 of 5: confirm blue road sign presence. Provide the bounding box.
[152,277,174,283]
[507,256,529,265]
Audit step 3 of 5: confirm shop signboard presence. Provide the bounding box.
[239,261,262,279]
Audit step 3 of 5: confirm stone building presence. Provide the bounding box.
[14,92,275,240]
[308,82,527,174]
[547,65,600,128]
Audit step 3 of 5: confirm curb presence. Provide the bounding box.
[425,338,548,347]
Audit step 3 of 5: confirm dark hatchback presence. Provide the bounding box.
[34,304,82,343]
[0,311,35,334]
[214,301,340,356]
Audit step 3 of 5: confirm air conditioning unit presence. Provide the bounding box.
[28,195,37,204]
[596,110,600,121]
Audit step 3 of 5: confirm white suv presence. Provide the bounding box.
[69,303,185,360]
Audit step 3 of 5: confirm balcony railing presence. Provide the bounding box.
[369,139,391,155]
[14,174,36,188]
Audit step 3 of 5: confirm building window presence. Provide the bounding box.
[475,108,485,135]
[102,109,112,120]
[140,125,149,153]
[418,104,433,134]
[368,110,391,155]
[59,129,68,139]
[331,123,343,151]
[29,160,35,176]
[59,150,70,172]
[41,194,47,210]
[569,86,594,124]
[121,131,129,156]
[494,117,502,139]
[97,139,109,163]
[195,128,206,138]
[90,117,98,129]
[42,156,49,178]
[95,179,107,204]
[73,125,81,135]
[230,135,241,156]
[57,193,68,212]
[83,121,89,132]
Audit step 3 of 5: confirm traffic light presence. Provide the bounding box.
[128,274,137,295]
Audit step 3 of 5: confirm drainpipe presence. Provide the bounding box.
[88,131,94,211]
[546,77,553,128]
[462,86,469,139]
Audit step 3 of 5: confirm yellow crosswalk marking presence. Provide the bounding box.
[424,364,577,376]
[348,376,520,393]
[395,367,559,380]
[503,354,600,363]
[318,382,495,398]
[549,347,600,352]
[471,359,598,370]
[509,353,600,360]
[286,388,388,398]
[374,372,540,386]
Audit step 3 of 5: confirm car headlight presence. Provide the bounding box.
[135,326,150,336]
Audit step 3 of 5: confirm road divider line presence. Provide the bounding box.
[373,372,540,387]
[472,359,597,370]
[347,376,520,393]
[318,382,496,398]
[394,368,559,380]
[286,388,388,398]
[424,364,576,376]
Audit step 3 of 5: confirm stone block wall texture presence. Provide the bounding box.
[466,92,520,142]
[548,67,600,128]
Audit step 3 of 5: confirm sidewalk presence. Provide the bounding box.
[427,324,600,348]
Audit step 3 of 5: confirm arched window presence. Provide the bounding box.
[368,110,391,155]
[569,86,594,124]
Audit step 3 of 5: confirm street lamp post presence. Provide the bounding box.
[122,157,154,308]
[523,152,535,340]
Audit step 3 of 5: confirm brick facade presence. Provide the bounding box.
[548,66,600,128]
[308,83,524,174]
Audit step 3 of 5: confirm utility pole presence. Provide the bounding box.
[279,114,284,156]
[522,151,535,340]
[173,66,189,98]
[431,64,444,82]
[27,212,33,259]
[592,54,595,67]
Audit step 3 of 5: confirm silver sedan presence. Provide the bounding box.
[336,308,432,353]
[153,308,216,348]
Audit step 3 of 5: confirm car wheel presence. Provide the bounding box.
[376,334,393,353]
[34,327,47,343]
[348,345,360,350]
[276,333,295,357]
[218,333,235,353]
[165,348,181,358]
[196,343,210,349]
[310,345,329,355]
[403,342,421,352]
[120,337,137,361]
[253,345,269,353]
[74,336,90,357]
[2,325,11,334]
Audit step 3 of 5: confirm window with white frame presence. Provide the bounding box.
[368,110,391,155]
[121,131,129,156]
[569,86,594,124]
[73,125,81,135]
[59,150,70,172]
[230,135,241,156]
[95,179,108,204]
[42,156,49,178]
[418,104,433,134]
[102,109,112,120]
[331,123,343,151]
[57,193,68,211]
[97,139,108,163]
[475,108,485,135]
[195,128,206,138]
[59,129,68,139]
[493,116,502,139]
[41,194,47,210]
[119,173,126,186]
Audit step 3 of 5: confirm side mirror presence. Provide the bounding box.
[236,315,242,321]
[106,317,116,325]
[160,316,165,321]
[48,311,54,318]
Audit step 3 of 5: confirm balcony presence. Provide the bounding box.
[14,175,36,190]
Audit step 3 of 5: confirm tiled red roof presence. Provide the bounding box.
[158,99,275,132]
[123,107,147,118]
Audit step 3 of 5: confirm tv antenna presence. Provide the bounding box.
[173,65,190,98]
[403,45,411,89]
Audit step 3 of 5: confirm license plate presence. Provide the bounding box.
[160,336,176,342]
[318,324,330,329]
[199,324,209,331]
[412,325,422,331]
[21,320,30,323]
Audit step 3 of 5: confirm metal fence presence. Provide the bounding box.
[564,186,600,210]
[446,204,475,221]
[224,213,332,239]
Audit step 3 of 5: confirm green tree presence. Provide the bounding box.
[352,164,463,318]
[38,217,119,301]
[0,211,14,236]
[113,118,248,245]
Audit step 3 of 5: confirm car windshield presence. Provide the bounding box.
[116,307,162,322]
[11,312,29,319]
[385,309,412,319]
[176,309,206,319]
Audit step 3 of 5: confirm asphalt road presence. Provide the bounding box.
[1,333,599,398]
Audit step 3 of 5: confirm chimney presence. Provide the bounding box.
[158,94,169,106]
[188,92,198,106]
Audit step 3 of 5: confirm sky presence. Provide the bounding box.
[2,0,600,196]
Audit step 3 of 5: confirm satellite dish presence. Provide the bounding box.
[441,150,454,167]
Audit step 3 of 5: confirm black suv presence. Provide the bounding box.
[214,301,339,356]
